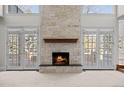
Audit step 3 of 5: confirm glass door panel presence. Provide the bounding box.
[8,33,20,67]
[83,32,97,68]
[83,29,114,69]
[23,33,38,68]
[98,32,114,68]
[7,28,38,70]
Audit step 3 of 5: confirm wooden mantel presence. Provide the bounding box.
[43,38,78,43]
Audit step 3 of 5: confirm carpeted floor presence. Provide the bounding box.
[0,71,124,87]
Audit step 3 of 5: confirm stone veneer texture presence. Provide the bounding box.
[40,6,81,65]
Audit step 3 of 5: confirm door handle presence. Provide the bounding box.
[93,52,96,63]
[93,54,96,63]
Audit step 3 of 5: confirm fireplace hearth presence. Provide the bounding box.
[52,52,69,66]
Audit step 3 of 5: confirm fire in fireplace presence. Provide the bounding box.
[52,52,69,66]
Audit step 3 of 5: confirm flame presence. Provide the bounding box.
[56,56,64,62]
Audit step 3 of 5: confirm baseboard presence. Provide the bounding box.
[0,67,6,71]
[6,69,39,71]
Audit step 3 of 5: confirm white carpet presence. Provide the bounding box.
[0,71,124,87]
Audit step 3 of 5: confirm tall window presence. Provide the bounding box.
[82,5,113,14]
[0,5,3,16]
[8,5,40,14]
[119,36,124,49]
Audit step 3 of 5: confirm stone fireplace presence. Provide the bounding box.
[39,6,82,72]
[39,38,82,72]
[52,52,69,66]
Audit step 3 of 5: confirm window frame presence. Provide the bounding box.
[5,5,41,16]
[81,5,115,15]
[119,35,124,50]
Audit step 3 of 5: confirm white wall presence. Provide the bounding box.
[119,20,124,36]
[0,24,6,70]
[81,13,118,67]
[82,15,115,27]
[117,6,124,64]
[118,20,124,62]
[0,6,41,71]
[4,15,40,26]
[118,5,124,17]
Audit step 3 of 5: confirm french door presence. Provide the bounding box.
[83,28,114,69]
[7,27,39,70]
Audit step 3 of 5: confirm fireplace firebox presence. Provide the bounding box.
[52,52,69,66]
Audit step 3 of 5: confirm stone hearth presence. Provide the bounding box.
[39,38,82,72]
[39,65,82,73]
